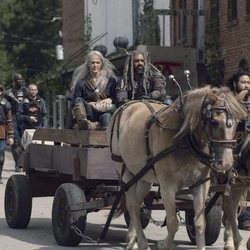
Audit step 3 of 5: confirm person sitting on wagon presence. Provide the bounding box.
[116,50,168,105]
[17,83,48,134]
[72,50,117,130]
[226,71,250,231]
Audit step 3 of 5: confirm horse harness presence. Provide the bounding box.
[109,100,178,163]
[110,98,237,171]
[100,98,240,241]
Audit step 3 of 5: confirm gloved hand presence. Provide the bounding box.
[150,90,161,99]
[117,97,127,103]
[141,95,151,100]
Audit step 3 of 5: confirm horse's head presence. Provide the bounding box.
[176,86,247,174]
[202,88,247,173]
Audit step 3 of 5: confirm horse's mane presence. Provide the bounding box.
[176,85,247,138]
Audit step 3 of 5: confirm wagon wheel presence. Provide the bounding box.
[52,183,87,246]
[185,205,222,246]
[124,205,151,229]
[4,174,32,228]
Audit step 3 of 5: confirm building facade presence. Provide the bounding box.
[62,0,250,85]
[218,0,250,81]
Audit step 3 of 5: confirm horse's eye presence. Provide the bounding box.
[211,120,219,127]
[227,118,233,127]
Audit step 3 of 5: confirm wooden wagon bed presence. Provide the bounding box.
[18,128,118,197]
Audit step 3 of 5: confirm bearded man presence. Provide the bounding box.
[116,50,167,104]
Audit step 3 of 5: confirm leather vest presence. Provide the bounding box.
[0,98,11,124]
[22,98,42,126]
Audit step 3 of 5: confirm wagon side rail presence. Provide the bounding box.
[32,128,109,147]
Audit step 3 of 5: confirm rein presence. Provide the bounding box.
[104,98,241,241]
[99,143,178,241]
[110,100,236,165]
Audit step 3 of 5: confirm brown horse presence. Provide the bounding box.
[222,138,250,250]
[107,86,247,250]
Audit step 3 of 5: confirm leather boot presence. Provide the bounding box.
[73,103,91,130]
[11,144,21,171]
[88,121,101,130]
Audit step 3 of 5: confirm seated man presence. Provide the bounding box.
[116,50,167,104]
[72,50,117,130]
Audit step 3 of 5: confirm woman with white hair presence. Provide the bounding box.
[72,50,117,130]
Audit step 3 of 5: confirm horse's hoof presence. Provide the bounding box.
[236,246,247,250]
[235,241,247,250]
[224,245,235,250]
[126,242,138,250]
[247,238,250,250]
[126,244,150,250]
[157,240,171,250]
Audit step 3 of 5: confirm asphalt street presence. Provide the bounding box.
[0,148,249,250]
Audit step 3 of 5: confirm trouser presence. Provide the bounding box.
[0,150,4,178]
[238,207,250,222]
[11,143,21,168]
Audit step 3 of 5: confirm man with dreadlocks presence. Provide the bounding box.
[116,50,166,104]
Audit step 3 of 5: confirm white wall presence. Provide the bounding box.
[85,0,171,54]
[85,0,133,54]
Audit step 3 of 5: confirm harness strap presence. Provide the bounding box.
[109,101,139,161]
[182,132,214,166]
[142,100,157,156]
[111,154,123,162]
[99,143,178,241]
[145,115,155,156]
[110,100,160,161]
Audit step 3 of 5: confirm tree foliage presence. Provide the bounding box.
[204,0,224,85]
[0,0,62,88]
[138,0,160,46]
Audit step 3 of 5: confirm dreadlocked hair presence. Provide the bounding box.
[122,51,150,99]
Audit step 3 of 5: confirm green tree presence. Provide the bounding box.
[205,0,224,85]
[138,0,160,45]
[0,0,62,86]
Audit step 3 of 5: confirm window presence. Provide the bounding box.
[178,0,187,44]
[228,0,237,21]
[246,0,250,20]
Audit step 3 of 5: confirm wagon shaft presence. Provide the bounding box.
[70,197,116,212]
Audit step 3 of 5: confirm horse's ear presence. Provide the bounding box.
[235,90,248,102]
[207,90,218,104]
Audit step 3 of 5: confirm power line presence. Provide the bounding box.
[1,32,55,46]
[26,16,62,23]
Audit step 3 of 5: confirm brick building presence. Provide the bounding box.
[171,0,250,83]
[218,0,250,81]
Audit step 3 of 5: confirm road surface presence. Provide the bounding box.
[0,148,249,249]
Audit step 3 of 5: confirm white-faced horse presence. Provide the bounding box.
[107,86,247,250]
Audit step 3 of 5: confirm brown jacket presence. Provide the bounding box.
[0,102,14,140]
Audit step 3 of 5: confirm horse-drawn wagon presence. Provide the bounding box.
[4,127,224,247]
[4,85,250,249]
